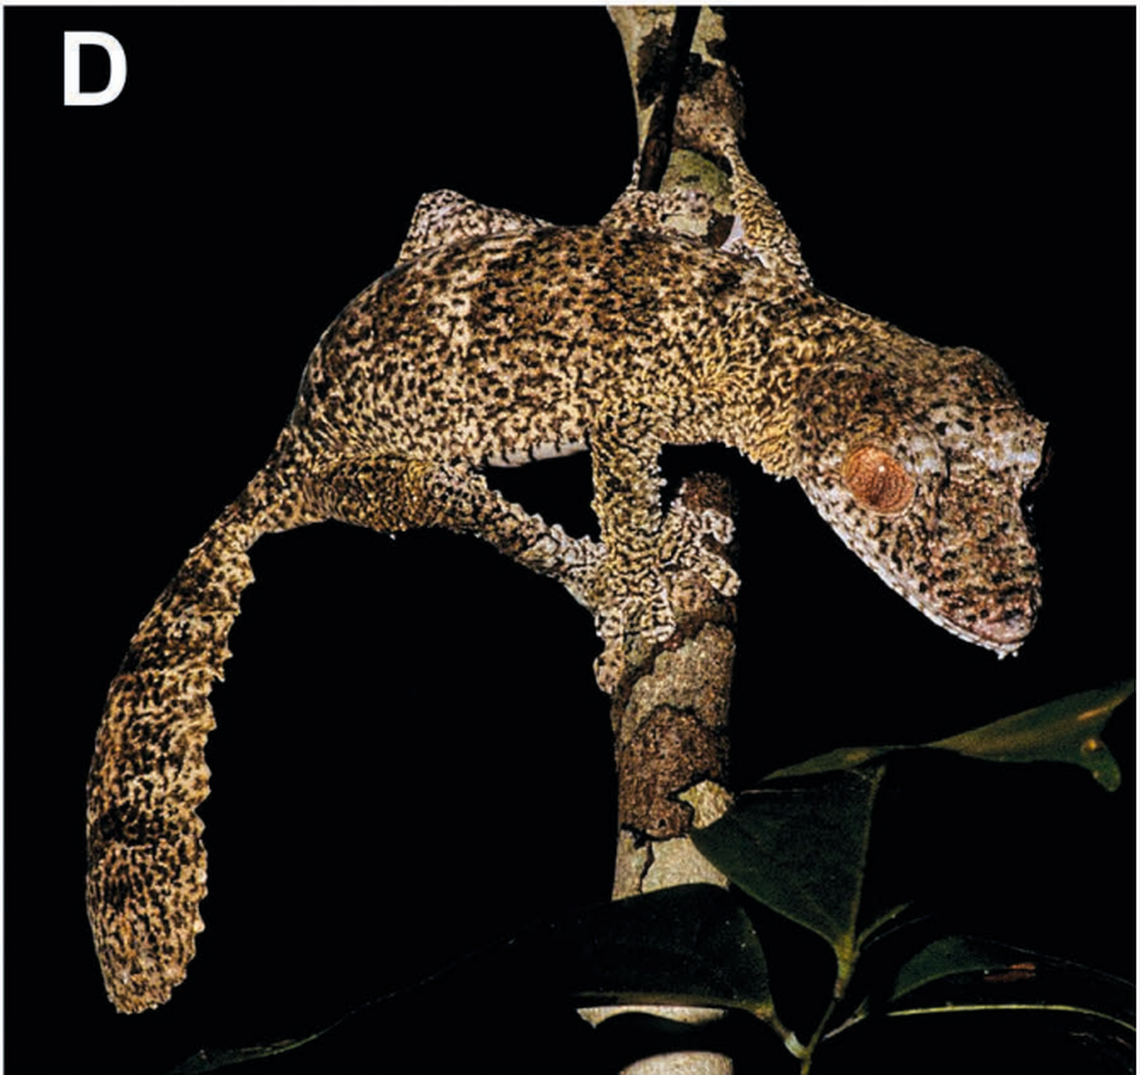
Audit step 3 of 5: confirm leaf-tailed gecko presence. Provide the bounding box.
[86,138,1046,1013]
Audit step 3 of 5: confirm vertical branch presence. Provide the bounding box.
[627,6,701,190]
[577,11,761,1073]
[610,6,746,198]
[608,475,737,902]
[603,0,749,907]
[578,476,740,1075]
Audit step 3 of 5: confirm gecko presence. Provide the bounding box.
[85,140,1046,1014]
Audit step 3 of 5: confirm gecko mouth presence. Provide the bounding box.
[920,586,1040,658]
[917,606,1032,659]
[974,607,1038,647]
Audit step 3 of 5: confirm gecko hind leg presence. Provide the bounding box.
[308,454,605,609]
[311,453,737,694]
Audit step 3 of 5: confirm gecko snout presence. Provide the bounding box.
[977,607,1037,647]
[968,582,1041,652]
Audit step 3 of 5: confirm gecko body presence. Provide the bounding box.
[294,219,1043,649]
[87,178,1045,1012]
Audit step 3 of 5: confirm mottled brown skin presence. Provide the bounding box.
[87,174,1045,1012]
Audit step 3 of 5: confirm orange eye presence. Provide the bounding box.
[842,446,915,513]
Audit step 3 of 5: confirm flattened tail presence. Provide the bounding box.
[85,465,307,1013]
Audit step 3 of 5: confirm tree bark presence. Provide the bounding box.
[577,11,761,1072]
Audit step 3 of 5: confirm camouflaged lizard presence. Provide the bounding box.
[86,137,1046,1013]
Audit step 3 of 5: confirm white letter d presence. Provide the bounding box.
[64,32,127,106]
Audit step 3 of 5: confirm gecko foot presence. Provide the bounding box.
[590,481,738,694]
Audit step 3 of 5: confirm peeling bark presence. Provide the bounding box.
[582,11,759,1069]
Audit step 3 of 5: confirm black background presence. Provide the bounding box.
[4,7,1135,1073]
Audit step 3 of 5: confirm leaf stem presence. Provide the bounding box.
[799,950,863,1074]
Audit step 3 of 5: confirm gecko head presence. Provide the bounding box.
[791,342,1048,655]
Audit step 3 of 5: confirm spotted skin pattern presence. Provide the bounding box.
[87,165,1045,1012]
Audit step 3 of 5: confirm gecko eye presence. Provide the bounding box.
[842,446,915,514]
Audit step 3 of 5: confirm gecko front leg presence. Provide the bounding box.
[588,403,740,692]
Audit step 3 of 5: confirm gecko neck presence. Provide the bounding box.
[711,290,873,476]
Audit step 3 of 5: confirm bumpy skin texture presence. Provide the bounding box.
[87,169,1045,1011]
[794,346,1044,649]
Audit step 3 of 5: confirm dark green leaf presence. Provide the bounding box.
[766,682,1133,791]
[928,682,1132,791]
[890,935,1032,1001]
[814,934,1135,1067]
[885,935,1135,1032]
[167,885,777,1073]
[168,1031,332,1073]
[692,768,885,976]
[559,883,775,1016]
